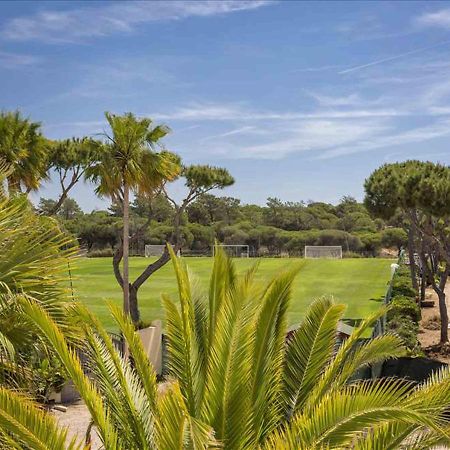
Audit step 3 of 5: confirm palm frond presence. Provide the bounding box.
[0,387,81,450]
[281,297,346,417]
[19,297,120,450]
[272,378,442,449]
[251,265,301,443]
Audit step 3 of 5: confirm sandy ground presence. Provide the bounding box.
[51,382,173,448]
[419,283,450,364]
[51,401,101,449]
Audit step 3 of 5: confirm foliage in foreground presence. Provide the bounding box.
[2,250,450,448]
[0,176,77,396]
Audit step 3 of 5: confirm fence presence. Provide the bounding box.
[369,250,405,378]
[371,249,405,339]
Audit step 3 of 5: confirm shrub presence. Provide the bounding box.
[391,277,417,299]
[388,295,421,323]
[342,251,364,258]
[423,314,440,330]
[385,261,421,354]
[387,316,420,352]
[88,248,114,258]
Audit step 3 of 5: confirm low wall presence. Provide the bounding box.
[381,356,447,384]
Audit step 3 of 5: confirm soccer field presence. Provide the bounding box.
[69,257,392,329]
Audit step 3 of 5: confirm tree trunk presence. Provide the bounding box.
[123,182,130,316]
[129,284,140,324]
[420,269,427,302]
[127,209,183,321]
[49,189,69,216]
[431,268,450,345]
[437,289,448,344]
[407,226,419,291]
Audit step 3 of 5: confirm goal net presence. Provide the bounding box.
[213,244,249,258]
[304,246,342,259]
[144,244,165,257]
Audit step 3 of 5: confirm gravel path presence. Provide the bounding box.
[52,401,101,449]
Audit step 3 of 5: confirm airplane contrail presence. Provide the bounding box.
[339,39,450,75]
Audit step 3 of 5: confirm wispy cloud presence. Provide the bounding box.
[339,39,450,74]
[305,91,364,107]
[234,119,390,159]
[290,65,342,73]
[200,126,260,142]
[2,1,272,43]
[416,8,450,28]
[153,102,408,121]
[317,118,450,159]
[0,50,41,68]
[58,57,184,100]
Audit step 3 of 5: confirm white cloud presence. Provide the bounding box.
[339,39,450,75]
[200,126,260,142]
[234,119,390,159]
[290,65,342,73]
[306,91,364,107]
[58,57,183,100]
[0,51,41,68]
[416,8,450,28]
[2,1,272,43]
[153,102,408,121]
[317,119,450,159]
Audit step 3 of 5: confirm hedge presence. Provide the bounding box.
[386,261,420,353]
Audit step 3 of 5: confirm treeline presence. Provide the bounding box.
[39,194,407,257]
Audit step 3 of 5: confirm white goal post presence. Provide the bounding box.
[213,244,249,258]
[144,244,165,257]
[304,246,342,259]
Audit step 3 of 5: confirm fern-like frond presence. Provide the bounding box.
[281,297,345,417]
[19,297,120,450]
[0,387,81,450]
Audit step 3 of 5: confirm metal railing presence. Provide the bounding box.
[372,250,405,339]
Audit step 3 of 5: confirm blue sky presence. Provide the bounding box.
[2,0,450,210]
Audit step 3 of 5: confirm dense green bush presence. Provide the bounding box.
[391,277,417,299]
[388,295,421,323]
[386,261,419,353]
[386,316,420,353]
[87,248,114,258]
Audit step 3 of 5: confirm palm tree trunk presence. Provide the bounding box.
[123,182,130,316]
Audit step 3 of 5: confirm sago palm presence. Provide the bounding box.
[0,170,78,390]
[2,249,450,448]
[163,247,450,449]
[86,112,180,317]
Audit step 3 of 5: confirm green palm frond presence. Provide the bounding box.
[306,306,403,407]
[19,297,120,450]
[281,297,346,417]
[251,266,301,443]
[157,382,217,450]
[85,113,181,202]
[0,387,81,450]
[6,243,450,449]
[271,378,444,449]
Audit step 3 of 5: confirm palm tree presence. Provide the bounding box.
[0,110,49,194]
[2,249,450,448]
[163,247,450,449]
[0,163,78,392]
[86,112,180,317]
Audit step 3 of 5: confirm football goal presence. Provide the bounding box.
[144,244,165,257]
[213,244,250,258]
[304,246,342,259]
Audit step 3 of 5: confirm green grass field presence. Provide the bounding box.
[69,257,392,329]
